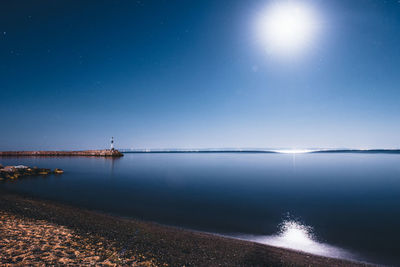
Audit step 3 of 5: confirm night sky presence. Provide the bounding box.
[1,0,400,150]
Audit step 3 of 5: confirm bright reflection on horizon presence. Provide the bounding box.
[235,220,355,261]
[274,149,315,154]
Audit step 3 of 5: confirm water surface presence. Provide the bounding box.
[1,153,399,265]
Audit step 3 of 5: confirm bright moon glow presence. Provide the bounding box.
[256,2,320,56]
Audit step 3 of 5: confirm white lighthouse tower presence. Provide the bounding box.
[110,137,114,151]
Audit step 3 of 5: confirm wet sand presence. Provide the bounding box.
[0,189,371,266]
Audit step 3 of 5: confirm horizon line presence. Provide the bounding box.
[119,148,400,154]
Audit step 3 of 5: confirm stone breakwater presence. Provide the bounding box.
[0,149,123,157]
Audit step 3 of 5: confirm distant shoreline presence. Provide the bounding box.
[120,148,400,154]
[0,149,123,157]
[0,188,369,266]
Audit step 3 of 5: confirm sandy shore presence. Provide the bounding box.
[0,211,156,266]
[0,189,371,266]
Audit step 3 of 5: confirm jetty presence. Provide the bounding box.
[0,149,123,157]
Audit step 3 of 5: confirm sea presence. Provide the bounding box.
[1,150,400,265]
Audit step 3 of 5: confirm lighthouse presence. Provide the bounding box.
[110,137,114,151]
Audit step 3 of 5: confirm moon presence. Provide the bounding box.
[256,2,320,57]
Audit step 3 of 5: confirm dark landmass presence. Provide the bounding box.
[121,148,400,154]
[123,150,277,154]
[0,149,123,157]
[0,189,371,266]
[312,149,400,154]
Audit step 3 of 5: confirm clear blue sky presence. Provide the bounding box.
[1,0,400,150]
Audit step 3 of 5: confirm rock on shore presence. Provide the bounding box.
[0,165,64,181]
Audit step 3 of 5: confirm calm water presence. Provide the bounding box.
[1,153,400,265]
